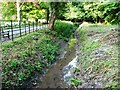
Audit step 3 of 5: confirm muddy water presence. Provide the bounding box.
[37,44,76,88]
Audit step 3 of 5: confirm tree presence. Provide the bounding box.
[16,0,20,22]
[1,2,17,20]
[48,2,66,30]
[97,2,120,24]
[63,2,78,21]
[48,2,58,30]
[38,2,50,23]
[63,2,85,22]
[1,2,48,21]
[62,2,120,24]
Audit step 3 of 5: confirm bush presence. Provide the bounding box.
[54,20,74,40]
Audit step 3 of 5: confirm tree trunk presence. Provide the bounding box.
[46,9,49,24]
[17,0,20,23]
[48,11,56,30]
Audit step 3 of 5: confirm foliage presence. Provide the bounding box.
[2,29,58,88]
[48,2,66,30]
[63,2,85,22]
[1,2,49,21]
[64,2,79,21]
[21,2,48,21]
[1,2,16,20]
[54,20,74,40]
[1,2,119,24]
[68,38,77,49]
[36,39,58,64]
[50,2,66,17]
[97,2,120,24]
[76,23,118,88]
[70,78,82,86]
[63,2,120,24]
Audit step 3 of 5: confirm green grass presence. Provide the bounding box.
[2,29,59,88]
[70,78,82,86]
[2,20,75,89]
[81,23,118,33]
[76,23,119,88]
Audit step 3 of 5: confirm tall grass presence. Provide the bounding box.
[54,20,74,39]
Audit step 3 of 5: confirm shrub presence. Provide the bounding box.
[54,20,74,39]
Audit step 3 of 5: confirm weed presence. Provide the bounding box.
[68,38,77,49]
[70,78,82,86]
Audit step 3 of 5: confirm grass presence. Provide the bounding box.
[2,29,59,88]
[75,23,119,88]
[81,22,118,33]
[2,20,75,89]
[70,78,82,86]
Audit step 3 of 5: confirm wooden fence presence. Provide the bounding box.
[0,20,48,42]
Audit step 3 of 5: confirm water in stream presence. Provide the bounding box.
[24,39,78,89]
[38,48,77,88]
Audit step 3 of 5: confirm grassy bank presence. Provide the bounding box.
[73,23,119,88]
[2,20,75,89]
[2,29,59,88]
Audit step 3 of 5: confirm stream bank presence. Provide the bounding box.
[24,37,80,89]
[2,21,78,89]
[73,22,119,89]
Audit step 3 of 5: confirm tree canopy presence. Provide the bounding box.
[1,2,120,24]
[62,2,120,24]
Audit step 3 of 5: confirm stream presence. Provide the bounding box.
[38,48,76,88]
[23,38,79,89]
[37,39,78,88]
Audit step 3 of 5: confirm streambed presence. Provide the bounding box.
[18,32,80,89]
[23,38,79,89]
[37,40,78,88]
